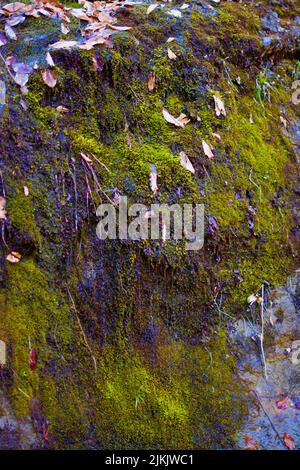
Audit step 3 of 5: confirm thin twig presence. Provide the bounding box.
[251,390,285,448]
[66,285,97,374]
[249,168,262,203]
[260,283,267,379]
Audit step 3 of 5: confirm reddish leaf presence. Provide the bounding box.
[245,435,259,450]
[283,432,295,450]
[29,348,38,372]
[276,396,291,410]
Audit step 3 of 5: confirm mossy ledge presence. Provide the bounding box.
[0,0,299,449]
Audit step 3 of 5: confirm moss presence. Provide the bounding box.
[7,187,43,250]
[0,0,298,450]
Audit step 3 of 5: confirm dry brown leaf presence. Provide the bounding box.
[147,71,156,91]
[213,95,226,117]
[149,164,158,194]
[56,105,69,113]
[180,151,195,174]
[245,435,259,450]
[283,432,295,450]
[49,40,78,50]
[23,185,29,196]
[6,251,22,264]
[147,4,159,15]
[42,69,58,88]
[177,113,190,126]
[167,47,177,60]
[212,132,221,141]
[162,108,184,128]
[109,25,132,31]
[61,22,70,35]
[5,24,17,40]
[46,52,55,67]
[2,2,25,13]
[202,140,214,159]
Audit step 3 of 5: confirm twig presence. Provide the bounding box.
[260,283,268,379]
[248,168,262,203]
[17,387,31,400]
[251,390,285,448]
[66,285,97,374]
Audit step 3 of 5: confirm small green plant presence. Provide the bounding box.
[256,72,274,103]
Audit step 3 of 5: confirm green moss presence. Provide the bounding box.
[7,187,43,250]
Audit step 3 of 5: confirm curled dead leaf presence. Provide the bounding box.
[283,432,295,450]
[213,95,226,117]
[147,71,156,92]
[46,52,55,67]
[162,108,184,128]
[23,185,29,196]
[147,4,159,15]
[167,47,177,60]
[6,251,22,263]
[202,140,214,159]
[42,69,58,88]
[180,151,195,174]
[245,435,259,450]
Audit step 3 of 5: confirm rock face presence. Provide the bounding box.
[232,271,300,450]
[0,0,299,449]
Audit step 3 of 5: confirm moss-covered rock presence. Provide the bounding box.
[0,0,299,449]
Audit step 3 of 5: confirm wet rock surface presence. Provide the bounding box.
[232,271,300,449]
[0,0,299,449]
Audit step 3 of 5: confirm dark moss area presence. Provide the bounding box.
[0,0,299,449]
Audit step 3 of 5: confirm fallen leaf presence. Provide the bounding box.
[276,396,291,410]
[167,37,175,43]
[56,105,69,113]
[2,2,25,13]
[162,108,184,127]
[46,52,55,67]
[0,196,7,220]
[42,69,58,88]
[29,348,38,371]
[12,62,33,74]
[177,113,190,126]
[167,47,177,60]
[283,432,295,450]
[168,9,182,18]
[6,251,22,263]
[20,98,28,110]
[5,24,17,40]
[149,163,158,194]
[213,95,226,117]
[212,132,221,141]
[61,22,70,35]
[81,152,93,166]
[109,25,132,31]
[147,4,159,15]
[202,140,214,159]
[14,73,29,87]
[147,71,156,91]
[247,294,263,305]
[49,40,78,50]
[180,151,195,174]
[249,113,254,124]
[23,185,29,196]
[245,435,259,450]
